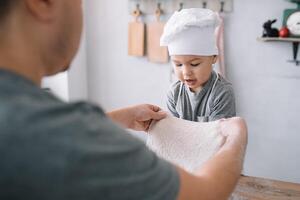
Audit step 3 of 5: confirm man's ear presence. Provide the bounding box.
[24,0,58,22]
[212,55,218,64]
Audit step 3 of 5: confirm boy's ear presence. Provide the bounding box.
[212,55,218,64]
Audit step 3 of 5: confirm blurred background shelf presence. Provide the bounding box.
[257,37,300,65]
[257,37,300,42]
[128,0,233,15]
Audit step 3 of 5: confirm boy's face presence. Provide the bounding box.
[171,55,217,92]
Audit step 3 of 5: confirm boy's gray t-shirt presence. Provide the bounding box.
[167,70,236,122]
[0,69,179,200]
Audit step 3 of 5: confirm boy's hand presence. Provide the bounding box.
[107,104,167,132]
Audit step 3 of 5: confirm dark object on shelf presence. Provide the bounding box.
[287,42,300,65]
[262,19,279,37]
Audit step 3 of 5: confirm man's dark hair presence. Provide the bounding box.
[0,0,14,20]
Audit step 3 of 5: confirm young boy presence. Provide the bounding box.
[160,8,235,122]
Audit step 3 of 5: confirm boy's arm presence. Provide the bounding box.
[176,117,247,200]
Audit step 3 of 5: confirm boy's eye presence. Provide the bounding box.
[191,63,200,67]
[175,63,183,67]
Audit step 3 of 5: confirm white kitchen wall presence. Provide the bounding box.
[84,0,172,111]
[226,0,300,184]
[68,28,88,101]
[42,72,70,101]
[84,0,300,183]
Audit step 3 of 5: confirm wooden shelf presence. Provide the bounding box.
[257,37,300,42]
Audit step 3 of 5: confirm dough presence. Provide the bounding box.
[147,116,224,173]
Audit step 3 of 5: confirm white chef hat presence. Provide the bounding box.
[160,8,220,56]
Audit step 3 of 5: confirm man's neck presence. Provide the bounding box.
[0,64,43,86]
[0,34,45,86]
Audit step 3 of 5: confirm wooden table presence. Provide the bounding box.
[230,176,300,200]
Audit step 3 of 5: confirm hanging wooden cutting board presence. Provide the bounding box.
[128,7,145,56]
[147,7,168,63]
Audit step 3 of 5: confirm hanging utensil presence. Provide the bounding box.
[147,3,169,63]
[128,4,145,56]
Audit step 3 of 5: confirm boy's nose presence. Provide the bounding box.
[182,66,192,76]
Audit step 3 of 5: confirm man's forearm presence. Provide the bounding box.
[195,120,247,200]
[197,142,246,199]
[107,107,133,129]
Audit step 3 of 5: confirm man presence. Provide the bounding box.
[0,1,248,199]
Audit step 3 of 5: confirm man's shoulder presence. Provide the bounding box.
[0,79,121,141]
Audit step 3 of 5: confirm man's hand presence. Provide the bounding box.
[107,104,167,131]
[219,117,248,152]
[127,104,167,131]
